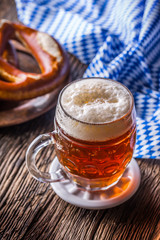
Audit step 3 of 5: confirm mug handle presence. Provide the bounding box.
[26,132,66,183]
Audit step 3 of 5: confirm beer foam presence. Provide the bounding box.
[56,79,135,141]
[61,79,131,123]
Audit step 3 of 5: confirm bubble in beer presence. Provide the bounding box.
[61,79,131,123]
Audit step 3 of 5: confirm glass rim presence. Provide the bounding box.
[58,77,134,126]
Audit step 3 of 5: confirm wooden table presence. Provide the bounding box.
[0,1,160,239]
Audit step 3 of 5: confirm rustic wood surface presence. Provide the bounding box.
[0,1,160,240]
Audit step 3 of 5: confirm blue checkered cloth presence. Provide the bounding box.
[15,0,160,159]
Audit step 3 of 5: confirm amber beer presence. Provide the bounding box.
[54,78,136,190]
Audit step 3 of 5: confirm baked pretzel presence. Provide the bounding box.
[2,41,18,67]
[0,19,69,101]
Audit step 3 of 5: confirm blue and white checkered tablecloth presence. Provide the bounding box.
[15,0,160,159]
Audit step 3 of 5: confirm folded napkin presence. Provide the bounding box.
[15,0,160,158]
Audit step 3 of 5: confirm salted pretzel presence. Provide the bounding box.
[0,19,69,101]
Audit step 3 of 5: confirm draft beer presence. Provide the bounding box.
[54,78,136,189]
[26,78,136,191]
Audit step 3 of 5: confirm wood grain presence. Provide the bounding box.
[0,1,160,240]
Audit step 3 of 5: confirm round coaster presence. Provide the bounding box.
[49,158,141,210]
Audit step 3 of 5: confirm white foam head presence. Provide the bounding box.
[56,78,135,141]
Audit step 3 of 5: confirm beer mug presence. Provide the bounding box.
[26,78,136,191]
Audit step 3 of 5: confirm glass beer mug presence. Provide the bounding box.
[26,78,136,191]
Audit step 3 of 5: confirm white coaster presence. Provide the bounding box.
[49,158,141,209]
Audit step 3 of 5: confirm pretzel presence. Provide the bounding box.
[0,19,69,101]
[2,41,18,67]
